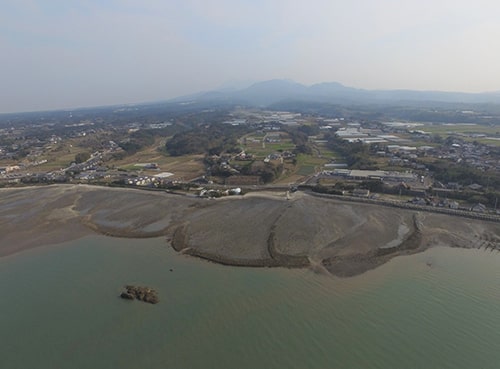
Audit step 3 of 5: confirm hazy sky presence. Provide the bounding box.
[2,0,500,113]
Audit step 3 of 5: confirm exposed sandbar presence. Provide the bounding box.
[1,184,499,276]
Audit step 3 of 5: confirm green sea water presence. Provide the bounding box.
[1,236,500,369]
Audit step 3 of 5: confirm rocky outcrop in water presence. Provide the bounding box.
[120,285,159,304]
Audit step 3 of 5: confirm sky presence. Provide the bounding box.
[2,0,500,113]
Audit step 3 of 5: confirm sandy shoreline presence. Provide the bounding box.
[1,184,499,276]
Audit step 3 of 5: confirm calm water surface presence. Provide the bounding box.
[1,236,500,369]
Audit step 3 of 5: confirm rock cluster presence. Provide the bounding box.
[120,285,159,304]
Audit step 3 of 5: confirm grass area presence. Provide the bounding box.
[267,143,296,151]
[475,138,500,147]
[116,164,140,171]
[243,141,296,158]
[242,131,296,158]
[296,153,327,165]
[417,123,500,147]
[232,159,253,168]
[114,137,169,166]
[372,157,391,169]
[297,165,315,176]
[122,154,205,180]
[317,178,350,186]
[33,141,90,171]
[408,140,439,147]
[313,139,346,161]
[315,143,339,159]
[421,123,500,135]
[109,138,206,180]
[273,153,329,184]
[295,153,328,175]
[243,132,266,139]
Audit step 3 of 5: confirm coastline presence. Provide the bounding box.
[1,184,499,276]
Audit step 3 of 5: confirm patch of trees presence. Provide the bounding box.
[360,180,385,192]
[424,160,500,207]
[325,134,378,169]
[165,123,250,156]
[74,152,91,163]
[239,161,283,183]
[429,188,500,208]
[311,184,346,196]
[428,160,500,190]
[297,124,319,136]
[119,129,157,154]
[286,128,313,155]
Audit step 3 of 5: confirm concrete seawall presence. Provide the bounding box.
[307,191,500,223]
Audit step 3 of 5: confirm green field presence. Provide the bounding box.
[422,123,499,135]
[295,153,328,174]
[29,142,90,171]
[297,165,316,175]
[314,142,339,159]
[243,142,295,158]
[420,123,500,146]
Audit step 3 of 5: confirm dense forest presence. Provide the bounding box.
[324,133,378,169]
[165,123,251,156]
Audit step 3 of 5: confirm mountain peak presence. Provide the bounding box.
[171,79,500,106]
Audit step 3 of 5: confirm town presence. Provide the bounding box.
[0,104,499,217]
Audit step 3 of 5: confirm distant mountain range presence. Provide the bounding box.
[171,79,500,107]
